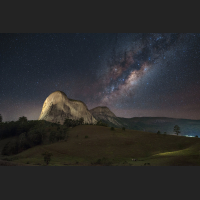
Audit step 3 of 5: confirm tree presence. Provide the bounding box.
[78,117,84,125]
[49,131,56,143]
[18,116,28,124]
[42,152,53,165]
[0,114,2,123]
[157,130,161,134]
[174,125,181,135]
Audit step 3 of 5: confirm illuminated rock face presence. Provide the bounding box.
[38,91,97,124]
[89,106,122,126]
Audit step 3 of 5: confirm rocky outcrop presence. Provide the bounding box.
[89,106,122,126]
[89,106,116,118]
[38,91,97,125]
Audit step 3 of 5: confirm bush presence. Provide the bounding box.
[96,120,108,127]
[195,135,198,138]
[2,139,20,155]
[91,157,112,166]
[42,152,53,165]
[64,117,84,127]
[49,131,56,143]
[122,127,125,131]
[110,127,115,131]
[85,135,89,139]
[28,129,43,146]
[157,130,161,134]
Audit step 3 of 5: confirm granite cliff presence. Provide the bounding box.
[38,91,97,124]
[89,106,123,126]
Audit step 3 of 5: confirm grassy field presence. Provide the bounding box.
[0,125,200,166]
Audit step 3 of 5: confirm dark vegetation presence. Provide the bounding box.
[110,127,115,131]
[42,152,53,165]
[0,114,2,123]
[157,130,161,134]
[174,125,181,135]
[0,115,106,156]
[96,120,108,127]
[0,116,71,156]
[91,157,113,166]
[64,117,84,127]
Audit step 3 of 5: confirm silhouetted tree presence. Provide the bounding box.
[174,125,180,136]
[49,131,56,143]
[157,130,161,134]
[78,117,84,125]
[18,116,28,124]
[42,152,53,165]
[0,114,2,123]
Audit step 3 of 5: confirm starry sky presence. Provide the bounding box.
[1,33,200,122]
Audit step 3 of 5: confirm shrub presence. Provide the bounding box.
[42,152,53,165]
[122,127,125,131]
[85,135,89,139]
[64,117,84,127]
[49,131,56,143]
[91,157,112,166]
[96,120,108,127]
[28,129,43,146]
[195,135,198,138]
[2,139,20,155]
[157,130,161,134]
[110,127,115,131]
[56,130,66,141]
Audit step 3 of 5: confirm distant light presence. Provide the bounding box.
[185,135,194,137]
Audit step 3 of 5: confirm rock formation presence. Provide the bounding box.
[89,106,122,126]
[38,91,97,125]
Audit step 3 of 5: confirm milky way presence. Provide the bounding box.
[93,33,191,108]
[0,33,200,121]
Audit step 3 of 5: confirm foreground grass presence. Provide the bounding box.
[1,125,200,166]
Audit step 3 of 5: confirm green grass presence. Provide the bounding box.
[1,125,200,166]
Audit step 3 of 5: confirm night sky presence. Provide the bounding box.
[1,33,200,122]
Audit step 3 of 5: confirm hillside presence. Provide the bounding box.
[99,117,200,137]
[1,125,200,166]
